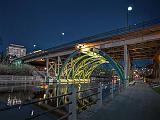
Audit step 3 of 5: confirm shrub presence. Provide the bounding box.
[0,64,36,76]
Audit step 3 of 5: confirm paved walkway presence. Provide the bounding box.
[88,81,160,120]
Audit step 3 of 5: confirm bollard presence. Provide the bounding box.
[125,79,129,88]
[118,80,121,93]
[68,85,77,120]
[97,82,102,108]
[111,81,114,98]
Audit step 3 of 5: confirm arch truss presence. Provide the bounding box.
[57,48,124,83]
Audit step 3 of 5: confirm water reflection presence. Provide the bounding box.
[0,80,116,120]
[7,95,22,106]
[0,84,58,120]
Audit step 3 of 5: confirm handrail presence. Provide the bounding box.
[76,86,99,93]
[78,92,100,101]
[0,92,72,112]
[78,98,100,112]
[57,112,72,120]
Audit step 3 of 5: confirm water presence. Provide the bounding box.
[0,84,58,120]
[0,81,119,120]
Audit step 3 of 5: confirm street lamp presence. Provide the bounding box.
[33,44,36,47]
[124,6,133,87]
[127,6,133,27]
[128,6,132,11]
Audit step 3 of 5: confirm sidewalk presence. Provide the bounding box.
[88,81,160,120]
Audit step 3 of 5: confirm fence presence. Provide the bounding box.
[0,75,43,84]
[0,83,103,120]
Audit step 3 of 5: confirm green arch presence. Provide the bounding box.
[57,49,124,83]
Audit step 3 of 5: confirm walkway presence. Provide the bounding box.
[88,80,160,120]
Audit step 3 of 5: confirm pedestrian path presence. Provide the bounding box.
[88,81,160,120]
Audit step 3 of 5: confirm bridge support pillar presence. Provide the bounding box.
[57,56,61,76]
[46,58,49,80]
[124,44,130,87]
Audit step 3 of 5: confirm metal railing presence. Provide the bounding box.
[0,81,123,120]
[0,75,43,85]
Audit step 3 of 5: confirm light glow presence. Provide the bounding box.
[128,6,132,11]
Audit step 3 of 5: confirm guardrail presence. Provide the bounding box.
[0,80,124,120]
[0,75,43,85]
[76,84,102,113]
[0,83,103,120]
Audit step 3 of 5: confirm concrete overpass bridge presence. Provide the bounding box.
[16,18,160,84]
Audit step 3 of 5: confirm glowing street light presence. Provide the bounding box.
[128,6,132,11]
[126,6,133,27]
[76,44,90,53]
[33,44,36,47]
[61,32,65,35]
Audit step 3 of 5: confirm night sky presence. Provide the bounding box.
[0,0,160,52]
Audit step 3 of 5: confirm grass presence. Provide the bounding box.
[153,86,160,94]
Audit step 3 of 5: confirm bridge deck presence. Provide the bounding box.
[88,81,160,120]
[20,18,160,63]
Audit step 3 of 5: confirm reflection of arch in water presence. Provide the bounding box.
[57,48,124,83]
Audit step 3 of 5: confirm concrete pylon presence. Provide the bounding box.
[124,44,130,87]
[46,58,49,78]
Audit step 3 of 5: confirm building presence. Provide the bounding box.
[6,44,26,62]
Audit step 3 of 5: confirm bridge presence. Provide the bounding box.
[14,18,160,85]
[3,18,160,120]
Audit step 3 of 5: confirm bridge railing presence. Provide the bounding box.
[0,75,43,85]
[0,80,124,120]
[76,84,102,113]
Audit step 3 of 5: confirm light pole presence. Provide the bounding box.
[127,6,133,27]
[33,44,37,51]
[124,6,133,87]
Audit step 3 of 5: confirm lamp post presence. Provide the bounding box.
[33,44,37,51]
[124,6,133,87]
[127,6,133,27]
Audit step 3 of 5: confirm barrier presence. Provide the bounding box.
[0,75,43,84]
[0,82,122,120]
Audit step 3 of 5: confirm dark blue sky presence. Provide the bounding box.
[0,0,160,52]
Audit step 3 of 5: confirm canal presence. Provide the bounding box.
[0,79,119,120]
[0,84,59,120]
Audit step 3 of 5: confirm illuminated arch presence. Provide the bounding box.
[57,48,124,83]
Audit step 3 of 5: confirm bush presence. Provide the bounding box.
[153,86,160,94]
[0,64,36,76]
